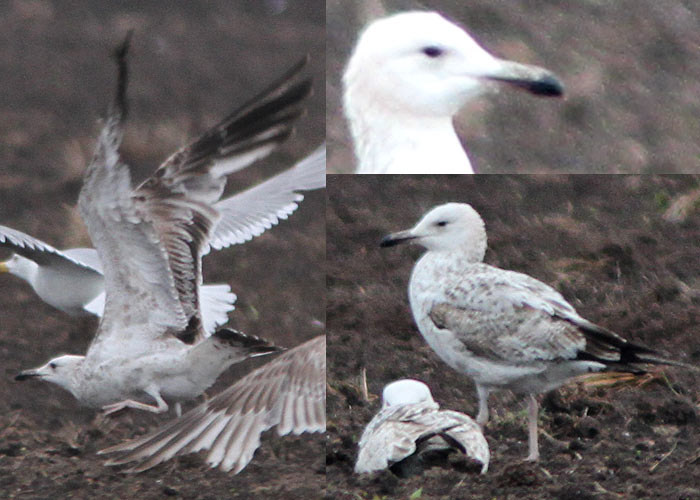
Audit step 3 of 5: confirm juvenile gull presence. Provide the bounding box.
[381,202,692,460]
[0,145,324,332]
[355,379,489,475]
[15,37,314,417]
[100,335,325,474]
[343,11,564,174]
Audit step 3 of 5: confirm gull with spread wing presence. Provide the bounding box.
[0,140,325,334]
[381,202,693,461]
[15,37,318,418]
[100,335,325,474]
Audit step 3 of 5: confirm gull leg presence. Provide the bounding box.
[476,385,490,426]
[174,402,182,417]
[102,391,168,416]
[525,393,540,461]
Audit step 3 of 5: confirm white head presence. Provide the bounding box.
[0,254,39,283]
[382,379,434,409]
[15,354,85,396]
[344,11,563,119]
[380,203,487,261]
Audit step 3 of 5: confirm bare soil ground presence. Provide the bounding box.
[327,0,700,174]
[0,1,325,498]
[327,175,700,499]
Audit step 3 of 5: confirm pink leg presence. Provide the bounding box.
[525,393,540,461]
[476,385,490,426]
[102,393,168,415]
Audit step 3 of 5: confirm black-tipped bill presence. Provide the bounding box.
[489,73,564,97]
[15,371,39,381]
[380,232,416,248]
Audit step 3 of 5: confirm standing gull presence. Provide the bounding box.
[343,11,563,174]
[15,37,314,417]
[0,145,324,332]
[355,379,489,475]
[100,335,326,474]
[381,202,692,460]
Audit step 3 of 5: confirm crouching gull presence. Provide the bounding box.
[99,335,325,474]
[15,36,315,417]
[343,11,564,174]
[355,379,489,475]
[0,143,325,334]
[380,202,694,461]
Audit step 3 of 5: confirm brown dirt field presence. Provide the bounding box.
[0,1,325,499]
[327,175,700,500]
[327,0,700,174]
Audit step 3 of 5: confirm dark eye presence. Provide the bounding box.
[422,46,444,58]
[49,362,57,369]
[436,221,448,227]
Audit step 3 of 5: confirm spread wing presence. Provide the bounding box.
[428,265,654,365]
[206,144,326,252]
[355,401,438,473]
[79,36,311,359]
[100,335,326,474]
[355,402,489,474]
[0,224,101,277]
[434,410,490,473]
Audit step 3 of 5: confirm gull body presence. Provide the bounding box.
[16,38,317,417]
[355,379,489,474]
[100,335,326,474]
[343,11,563,174]
[381,203,688,460]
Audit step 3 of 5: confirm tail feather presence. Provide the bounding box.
[578,322,698,372]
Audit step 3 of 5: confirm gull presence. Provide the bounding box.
[0,225,233,333]
[343,11,564,174]
[15,36,316,417]
[355,378,489,475]
[0,145,325,333]
[380,202,692,461]
[99,335,325,474]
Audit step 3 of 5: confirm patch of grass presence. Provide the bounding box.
[654,190,671,211]
[409,487,423,499]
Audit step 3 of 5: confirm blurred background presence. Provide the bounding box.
[327,0,700,174]
[0,1,324,498]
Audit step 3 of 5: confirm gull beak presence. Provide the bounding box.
[380,229,416,248]
[482,59,564,97]
[15,368,42,381]
[0,261,9,273]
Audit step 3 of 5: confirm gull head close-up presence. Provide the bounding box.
[344,11,563,174]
